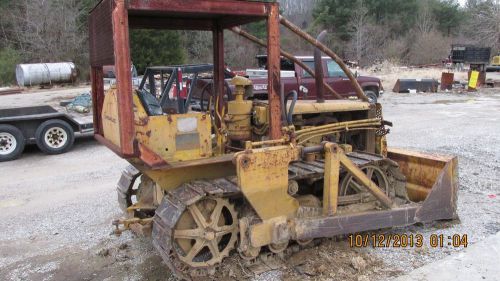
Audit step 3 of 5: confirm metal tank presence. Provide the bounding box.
[16,62,77,87]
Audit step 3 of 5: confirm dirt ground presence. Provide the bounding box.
[0,76,499,281]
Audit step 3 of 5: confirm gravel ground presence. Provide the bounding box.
[367,88,500,276]
[0,86,499,281]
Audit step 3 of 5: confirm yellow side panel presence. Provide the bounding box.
[133,94,212,162]
[142,161,236,192]
[236,146,300,220]
[101,88,121,148]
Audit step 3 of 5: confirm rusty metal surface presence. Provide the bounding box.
[89,0,272,64]
[314,30,327,103]
[441,72,454,90]
[213,25,225,130]
[138,143,168,168]
[127,0,269,17]
[388,148,454,201]
[415,159,458,221]
[90,67,104,135]
[296,206,419,240]
[128,16,215,30]
[112,0,135,157]
[125,0,271,30]
[89,0,114,67]
[388,148,458,220]
[267,3,282,140]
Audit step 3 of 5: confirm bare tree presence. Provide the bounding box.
[382,38,408,63]
[467,0,500,53]
[409,30,451,65]
[415,0,435,34]
[349,0,369,64]
[224,31,262,69]
[8,0,87,63]
[182,31,213,64]
[404,0,451,65]
[346,0,398,66]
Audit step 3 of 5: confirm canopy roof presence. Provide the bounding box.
[89,0,275,66]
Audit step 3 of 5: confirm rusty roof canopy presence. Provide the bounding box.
[89,0,275,66]
[127,0,274,30]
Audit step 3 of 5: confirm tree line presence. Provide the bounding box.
[312,0,499,66]
[0,0,498,85]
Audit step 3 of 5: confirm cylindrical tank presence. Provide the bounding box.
[16,62,77,87]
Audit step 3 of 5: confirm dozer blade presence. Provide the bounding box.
[388,148,459,221]
[295,148,458,240]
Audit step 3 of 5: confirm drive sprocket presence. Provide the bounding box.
[174,197,238,268]
[152,178,240,280]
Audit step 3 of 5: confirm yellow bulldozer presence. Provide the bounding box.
[89,1,458,280]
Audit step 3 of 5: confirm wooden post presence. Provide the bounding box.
[267,3,282,140]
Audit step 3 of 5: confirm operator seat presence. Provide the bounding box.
[136,89,163,116]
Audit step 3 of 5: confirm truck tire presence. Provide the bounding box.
[35,119,75,155]
[364,90,378,104]
[0,124,25,162]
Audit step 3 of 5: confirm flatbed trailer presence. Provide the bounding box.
[0,105,93,161]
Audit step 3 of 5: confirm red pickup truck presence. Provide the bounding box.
[246,55,383,103]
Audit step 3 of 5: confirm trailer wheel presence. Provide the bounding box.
[35,119,75,155]
[364,90,378,104]
[0,124,25,162]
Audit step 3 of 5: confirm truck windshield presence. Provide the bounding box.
[302,61,315,78]
[327,60,346,77]
[301,59,347,78]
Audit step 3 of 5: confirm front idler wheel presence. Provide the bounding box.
[340,165,391,204]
